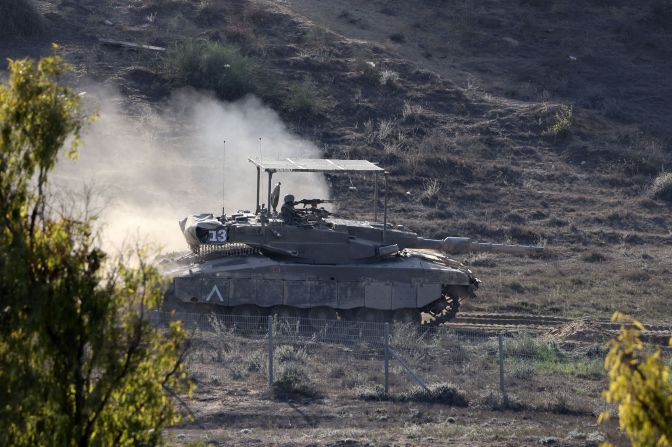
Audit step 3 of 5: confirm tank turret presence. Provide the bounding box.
[180,217,542,263]
[164,158,544,325]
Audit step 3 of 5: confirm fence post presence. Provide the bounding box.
[268,315,274,387]
[384,322,390,394]
[498,333,508,405]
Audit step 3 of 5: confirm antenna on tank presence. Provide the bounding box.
[258,137,264,209]
[222,140,226,216]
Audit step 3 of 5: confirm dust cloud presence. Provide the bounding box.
[52,86,328,253]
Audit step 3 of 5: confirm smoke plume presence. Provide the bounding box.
[52,86,328,253]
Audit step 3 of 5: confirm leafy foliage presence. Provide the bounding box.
[545,104,573,139]
[282,77,331,120]
[163,39,258,101]
[0,53,191,446]
[599,312,672,447]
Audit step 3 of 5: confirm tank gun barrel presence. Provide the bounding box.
[414,237,543,255]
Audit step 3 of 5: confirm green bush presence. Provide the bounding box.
[163,39,258,101]
[545,104,573,139]
[650,172,672,202]
[283,77,331,119]
[0,0,44,38]
[273,362,318,398]
[506,337,563,363]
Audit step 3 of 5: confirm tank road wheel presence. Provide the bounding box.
[392,308,422,324]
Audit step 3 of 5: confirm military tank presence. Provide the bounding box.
[162,158,542,324]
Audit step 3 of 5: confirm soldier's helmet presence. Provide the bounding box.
[283,194,295,204]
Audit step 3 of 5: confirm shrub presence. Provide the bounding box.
[352,58,379,84]
[163,39,258,101]
[356,385,389,401]
[599,312,672,446]
[379,69,400,87]
[399,383,468,406]
[0,0,44,38]
[420,178,442,206]
[545,104,573,139]
[389,33,406,43]
[273,362,318,398]
[650,172,672,202]
[506,337,562,362]
[511,364,536,380]
[582,251,607,263]
[401,101,424,122]
[283,77,331,119]
[275,344,308,364]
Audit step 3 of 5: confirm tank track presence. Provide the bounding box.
[164,283,466,325]
[421,285,461,326]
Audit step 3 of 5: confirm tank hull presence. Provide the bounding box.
[166,252,474,316]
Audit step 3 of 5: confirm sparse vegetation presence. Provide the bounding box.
[356,384,389,401]
[273,362,318,398]
[545,104,573,139]
[401,101,424,122]
[389,33,406,43]
[398,383,468,406]
[582,251,607,263]
[357,383,468,406]
[377,118,396,140]
[420,178,442,206]
[650,172,672,201]
[282,77,332,119]
[163,39,259,101]
[506,337,562,363]
[379,69,400,87]
[0,0,44,38]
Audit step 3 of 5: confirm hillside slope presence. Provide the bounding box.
[2,0,671,321]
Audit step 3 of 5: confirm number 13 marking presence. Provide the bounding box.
[208,229,227,243]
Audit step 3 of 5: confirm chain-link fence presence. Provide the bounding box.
[151,311,672,423]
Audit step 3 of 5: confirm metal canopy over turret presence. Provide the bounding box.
[248,158,385,173]
[250,158,389,228]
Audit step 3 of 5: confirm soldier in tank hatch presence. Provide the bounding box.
[281,194,300,224]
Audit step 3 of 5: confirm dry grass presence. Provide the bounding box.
[420,178,442,206]
[650,172,672,201]
[379,69,400,87]
[401,101,424,122]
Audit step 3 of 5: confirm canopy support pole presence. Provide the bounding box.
[256,166,261,214]
[374,172,378,222]
[267,171,273,213]
[383,172,388,242]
